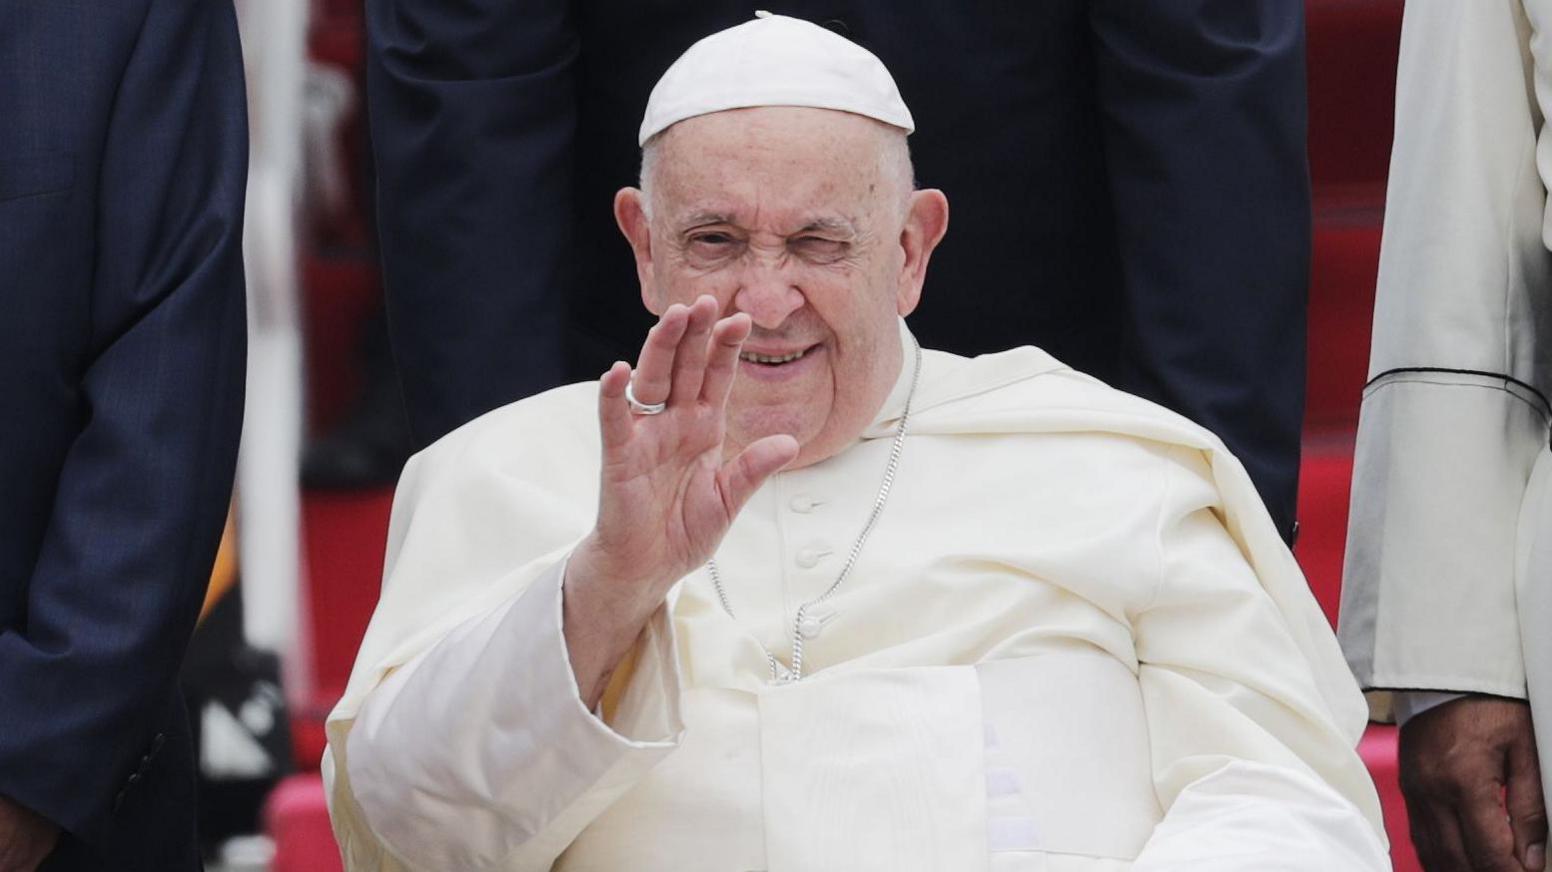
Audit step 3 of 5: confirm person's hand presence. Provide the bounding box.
[0,794,59,872]
[1400,695,1547,871]
[563,296,799,703]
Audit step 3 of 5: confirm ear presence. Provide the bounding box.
[895,189,949,317]
[614,187,663,314]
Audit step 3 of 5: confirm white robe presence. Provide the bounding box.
[1337,0,1552,782]
[324,329,1389,871]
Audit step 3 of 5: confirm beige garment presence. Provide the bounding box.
[326,326,1387,870]
[1338,0,1552,755]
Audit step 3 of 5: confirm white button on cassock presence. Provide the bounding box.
[795,546,830,569]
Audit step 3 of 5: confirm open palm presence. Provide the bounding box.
[581,296,799,610]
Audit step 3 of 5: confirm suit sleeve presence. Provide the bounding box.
[1338,0,1552,711]
[366,0,577,447]
[1087,0,1311,543]
[0,0,247,845]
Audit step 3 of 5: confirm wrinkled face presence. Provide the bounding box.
[616,106,947,468]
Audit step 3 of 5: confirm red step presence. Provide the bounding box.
[293,487,394,770]
[1363,725,1422,871]
[1303,0,1402,431]
[1306,0,1403,193]
[300,256,380,437]
[266,773,343,872]
[1307,217,1383,431]
[1294,436,1355,626]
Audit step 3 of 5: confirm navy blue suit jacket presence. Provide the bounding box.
[0,1,247,868]
[368,1,1309,540]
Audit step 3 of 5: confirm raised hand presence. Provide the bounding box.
[563,296,799,705]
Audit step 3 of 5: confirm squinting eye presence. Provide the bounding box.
[686,233,742,261]
[794,237,848,257]
[689,233,736,248]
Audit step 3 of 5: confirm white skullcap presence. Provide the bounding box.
[638,10,915,146]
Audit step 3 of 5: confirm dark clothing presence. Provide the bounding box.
[0,1,248,868]
[368,1,1309,540]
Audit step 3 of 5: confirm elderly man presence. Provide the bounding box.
[326,15,1386,871]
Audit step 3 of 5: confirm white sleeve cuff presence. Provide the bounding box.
[1134,761,1390,871]
[1341,374,1544,698]
[347,557,684,871]
[1393,690,1470,727]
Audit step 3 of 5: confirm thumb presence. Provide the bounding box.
[718,435,800,518]
[1508,728,1548,870]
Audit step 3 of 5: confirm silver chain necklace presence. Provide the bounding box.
[706,338,922,683]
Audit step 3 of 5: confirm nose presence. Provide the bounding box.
[732,266,805,329]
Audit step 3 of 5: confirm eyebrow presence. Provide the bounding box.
[795,217,859,237]
[674,212,861,236]
[679,211,735,231]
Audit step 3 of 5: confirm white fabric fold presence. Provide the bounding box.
[346,559,684,871]
[1338,0,1552,731]
[1131,761,1390,870]
[323,332,1388,870]
[1341,373,1547,709]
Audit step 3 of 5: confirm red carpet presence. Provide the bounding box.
[291,488,394,771]
[266,773,343,872]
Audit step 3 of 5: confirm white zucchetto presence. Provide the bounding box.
[638,10,915,145]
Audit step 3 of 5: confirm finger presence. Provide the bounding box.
[700,313,752,405]
[632,304,689,406]
[1410,799,1471,872]
[1458,784,1520,872]
[1508,734,1548,870]
[670,296,719,406]
[597,361,634,452]
[717,434,800,517]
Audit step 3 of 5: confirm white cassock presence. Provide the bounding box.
[323,322,1389,871]
[1337,0,1552,787]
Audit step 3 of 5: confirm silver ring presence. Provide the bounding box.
[624,381,667,416]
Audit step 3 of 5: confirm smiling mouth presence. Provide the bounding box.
[740,347,813,366]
